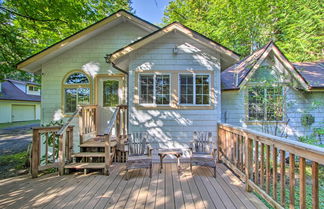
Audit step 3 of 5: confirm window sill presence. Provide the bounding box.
[135,104,214,110]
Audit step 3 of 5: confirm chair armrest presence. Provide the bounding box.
[147,144,153,156]
[212,148,217,158]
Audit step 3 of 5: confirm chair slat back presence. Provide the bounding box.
[192,131,213,153]
[128,132,148,156]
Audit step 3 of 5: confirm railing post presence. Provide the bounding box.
[244,133,252,192]
[299,157,306,209]
[95,106,98,135]
[272,146,278,201]
[67,126,73,163]
[217,124,222,163]
[289,153,295,209]
[31,128,40,178]
[123,107,126,136]
[58,134,65,175]
[312,162,319,209]
[116,107,120,138]
[104,133,111,175]
[79,107,84,144]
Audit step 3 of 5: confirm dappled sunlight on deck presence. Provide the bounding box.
[0,163,267,209]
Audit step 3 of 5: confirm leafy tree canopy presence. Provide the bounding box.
[163,0,323,62]
[0,0,132,81]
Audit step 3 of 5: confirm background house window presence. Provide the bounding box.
[179,74,210,105]
[103,80,119,107]
[248,86,283,121]
[28,86,39,91]
[63,72,90,113]
[139,74,170,105]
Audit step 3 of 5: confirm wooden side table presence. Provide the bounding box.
[158,149,183,173]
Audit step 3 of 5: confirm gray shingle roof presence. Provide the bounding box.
[221,42,324,90]
[0,80,41,102]
[293,61,324,88]
[221,42,271,90]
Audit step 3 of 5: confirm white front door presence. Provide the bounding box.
[97,77,124,135]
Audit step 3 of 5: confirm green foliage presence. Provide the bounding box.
[298,135,318,144]
[300,113,315,128]
[0,151,29,179]
[163,0,323,62]
[0,0,132,81]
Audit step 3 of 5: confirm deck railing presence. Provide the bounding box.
[79,105,98,143]
[103,104,128,175]
[217,123,324,209]
[31,125,73,178]
[30,104,128,177]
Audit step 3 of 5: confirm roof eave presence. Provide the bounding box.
[110,22,240,66]
[16,10,159,72]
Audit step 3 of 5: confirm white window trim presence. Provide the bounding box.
[178,73,211,106]
[246,85,285,122]
[138,73,171,106]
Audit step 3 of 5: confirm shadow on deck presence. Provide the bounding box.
[0,163,267,209]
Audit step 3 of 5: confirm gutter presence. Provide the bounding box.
[105,54,128,75]
[105,54,129,134]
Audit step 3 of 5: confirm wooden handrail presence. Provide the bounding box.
[218,123,324,164]
[56,108,80,136]
[217,123,323,209]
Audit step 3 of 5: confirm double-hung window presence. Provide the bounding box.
[63,72,91,113]
[179,74,210,105]
[247,86,283,121]
[139,74,170,105]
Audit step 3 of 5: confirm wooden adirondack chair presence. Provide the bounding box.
[190,131,217,178]
[125,132,153,180]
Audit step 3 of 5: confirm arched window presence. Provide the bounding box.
[63,71,91,113]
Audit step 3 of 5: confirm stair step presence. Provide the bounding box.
[64,163,105,169]
[71,152,106,158]
[80,137,118,148]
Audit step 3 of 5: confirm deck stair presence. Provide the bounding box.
[64,136,118,174]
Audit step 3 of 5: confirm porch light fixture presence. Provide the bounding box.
[173,45,179,55]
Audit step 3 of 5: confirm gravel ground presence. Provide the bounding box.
[0,123,39,156]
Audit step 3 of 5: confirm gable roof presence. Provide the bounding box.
[293,61,324,89]
[16,9,159,73]
[7,79,40,86]
[0,80,41,102]
[221,42,271,90]
[221,41,310,90]
[109,22,240,69]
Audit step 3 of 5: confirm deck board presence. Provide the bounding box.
[0,163,268,209]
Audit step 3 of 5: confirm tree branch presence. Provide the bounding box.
[0,6,68,24]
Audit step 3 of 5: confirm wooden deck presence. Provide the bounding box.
[0,163,267,209]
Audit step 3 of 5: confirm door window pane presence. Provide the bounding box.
[103,80,119,107]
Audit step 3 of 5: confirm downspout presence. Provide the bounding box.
[105,54,129,134]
